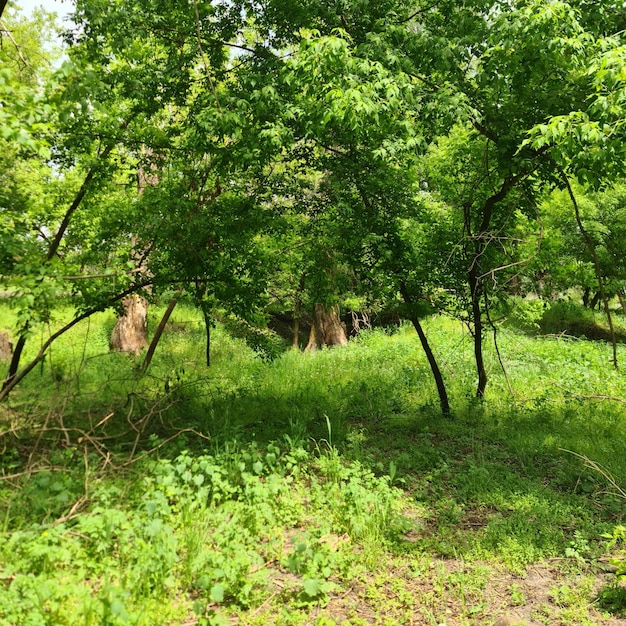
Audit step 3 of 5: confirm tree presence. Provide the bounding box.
[0,7,63,393]
[398,0,607,396]
[529,183,626,308]
[4,0,626,408]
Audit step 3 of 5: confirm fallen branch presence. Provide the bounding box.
[115,428,211,469]
[553,383,626,405]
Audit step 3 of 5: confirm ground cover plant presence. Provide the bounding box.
[0,302,625,625]
[3,1,626,623]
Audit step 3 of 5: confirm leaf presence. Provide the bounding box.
[210,583,225,603]
[110,598,128,618]
[302,577,322,597]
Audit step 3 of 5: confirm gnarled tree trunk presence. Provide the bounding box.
[305,304,348,351]
[110,151,158,355]
[109,294,148,355]
[0,332,13,362]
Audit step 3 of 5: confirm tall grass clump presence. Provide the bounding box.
[1,302,626,623]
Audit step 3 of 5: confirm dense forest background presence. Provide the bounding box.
[1,1,626,624]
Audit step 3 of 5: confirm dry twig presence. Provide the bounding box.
[560,448,626,501]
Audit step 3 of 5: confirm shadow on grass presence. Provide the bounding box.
[2,318,625,575]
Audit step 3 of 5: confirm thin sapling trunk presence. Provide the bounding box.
[562,171,618,368]
[400,286,450,416]
[140,296,179,373]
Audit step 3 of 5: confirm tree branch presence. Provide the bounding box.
[0,18,32,70]
[0,279,153,402]
[560,169,618,369]
[399,2,439,23]
[46,143,115,261]
[406,71,440,92]
[471,117,499,144]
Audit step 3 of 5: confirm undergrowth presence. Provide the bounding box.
[1,302,625,624]
[0,440,408,625]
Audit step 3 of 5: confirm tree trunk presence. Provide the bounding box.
[201,306,211,367]
[2,334,25,392]
[109,294,148,355]
[400,287,450,416]
[292,315,300,350]
[468,264,488,398]
[618,290,626,317]
[408,316,451,417]
[111,150,158,355]
[562,172,618,368]
[292,274,305,350]
[305,304,348,351]
[583,287,591,308]
[462,170,531,399]
[140,296,178,373]
[589,291,601,310]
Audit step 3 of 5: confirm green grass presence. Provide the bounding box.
[0,302,625,625]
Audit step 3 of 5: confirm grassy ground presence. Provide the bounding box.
[0,302,625,625]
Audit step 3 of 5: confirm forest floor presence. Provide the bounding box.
[0,302,625,625]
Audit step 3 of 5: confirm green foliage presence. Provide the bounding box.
[0,438,405,623]
[526,33,626,186]
[4,0,626,406]
[503,298,545,332]
[539,300,626,342]
[221,314,287,361]
[1,308,626,623]
[598,523,626,617]
[4,0,626,620]
[601,520,626,609]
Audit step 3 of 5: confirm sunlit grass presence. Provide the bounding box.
[1,301,625,624]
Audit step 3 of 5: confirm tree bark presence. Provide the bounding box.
[409,316,451,417]
[305,304,348,351]
[464,173,525,398]
[292,315,300,350]
[140,296,178,373]
[468,262,488,398]
[618,290,626,317]
[0,332,13,362]
[589,291,601,310]
[583,287,591,308]
[46,145,115,262]
[2,334,26,393]
[201,306,211,367]
[400,286,450,416]
[292,274,305,350]
[109,294,149,355]
[110,150,157,353]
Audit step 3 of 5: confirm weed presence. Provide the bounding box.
[508,583,526,605]
[1,306,625,624]
[596,583,626,617]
